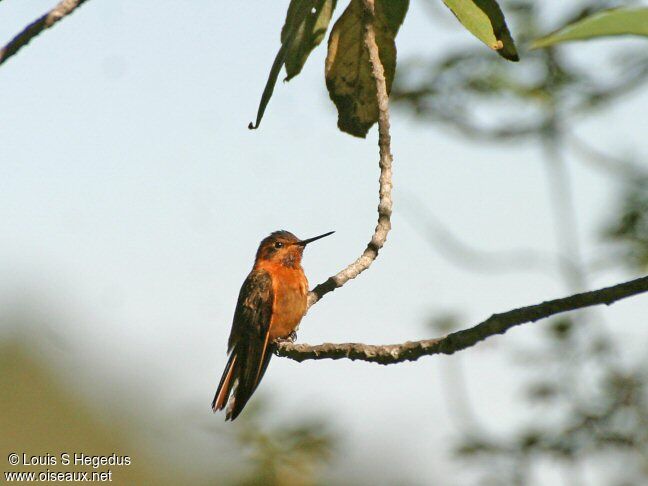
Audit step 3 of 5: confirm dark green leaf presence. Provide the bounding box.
[283,0,337,81]
[443,0,518,61]
[325,0,409,137]
[249,0,337,130]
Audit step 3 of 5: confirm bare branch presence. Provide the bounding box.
[278,275,648,364]
[307,0,393,308]
[0,0,91,67]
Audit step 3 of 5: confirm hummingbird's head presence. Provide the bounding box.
[255,230,334,268]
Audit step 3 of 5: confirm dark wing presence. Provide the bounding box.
[212,269,275,420]
[227,269,274,351]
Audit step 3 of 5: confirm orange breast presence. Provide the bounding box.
[259,263,308,339]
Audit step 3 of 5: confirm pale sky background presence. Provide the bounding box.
[1,1,648,484]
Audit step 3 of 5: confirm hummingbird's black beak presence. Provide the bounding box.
[298,231,335,246]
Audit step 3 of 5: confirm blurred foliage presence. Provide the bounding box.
[232,400,335,486]
[400,1,648,484]
[454,315,648,485]
[0,339,183,485]
[393,0,648,141]
[605,176,648,271]
[532,6,648,48]
[0,329,336,486]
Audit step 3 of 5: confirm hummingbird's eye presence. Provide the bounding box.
[274,241,284,249]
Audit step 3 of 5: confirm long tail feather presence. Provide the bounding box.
[212,332,275,421]
[212,353,237,411]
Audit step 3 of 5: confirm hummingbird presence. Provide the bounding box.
[212,230,334,420]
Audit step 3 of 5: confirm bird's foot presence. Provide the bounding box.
[275,331,298,345]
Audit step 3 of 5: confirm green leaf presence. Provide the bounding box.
[325,0,409,138]
[532,8,648,49]
[283,0,337,81]
[442,0,518,61]
[249,0,337,130]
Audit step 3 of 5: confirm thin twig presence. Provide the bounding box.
[307,0,393,308]
[278,275,648,364]
[401,192,566,276]
[542,124,586,292]
[0,0,91,67]
[569,133,648,180]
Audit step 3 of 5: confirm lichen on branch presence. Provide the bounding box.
[0,0,91,67]
[283,276,648,364]
[307,0,394,309]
